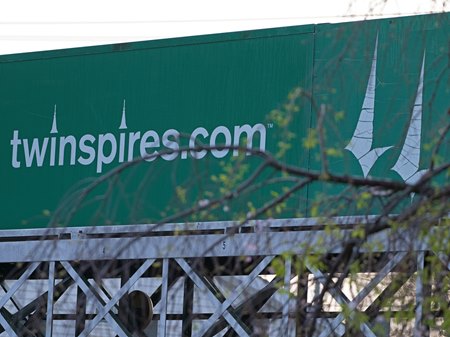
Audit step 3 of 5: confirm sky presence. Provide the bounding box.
[0,0,449,55]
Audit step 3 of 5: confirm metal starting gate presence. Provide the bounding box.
[1,216,448,336]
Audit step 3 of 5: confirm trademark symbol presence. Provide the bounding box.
[267,123,274,129]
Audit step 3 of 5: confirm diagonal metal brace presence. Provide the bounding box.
[0,262,40,337]
[61,261,137,337]
[177,256,273,337]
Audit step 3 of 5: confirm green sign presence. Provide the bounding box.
[0,13,448,229]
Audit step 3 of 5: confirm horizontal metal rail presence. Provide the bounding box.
[0,215,382,240]
[0,226,430,263]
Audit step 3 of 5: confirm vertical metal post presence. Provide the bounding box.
[158,259,169,337]
[45,261,55,337]
[182,273,195,337]
[119,262,131,328]
[295,261,308,337]
[75,286,87,336]
[414,251,426,337]
[282,256,292,336]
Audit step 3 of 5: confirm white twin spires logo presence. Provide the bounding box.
[391,55,427,184]
[345,35,427,185]
[345,36,393,178]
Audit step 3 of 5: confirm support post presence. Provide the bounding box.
[158,259,169,337]
[45,261,55,337]
[75,286,87,336]
[119,262,131,329]
[282,256,292,336]
[414,251,430,337]
[182,272,194,337]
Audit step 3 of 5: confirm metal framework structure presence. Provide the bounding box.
[0,217,448,336]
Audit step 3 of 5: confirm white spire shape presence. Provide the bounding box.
[391,53,427,185]
[119,99,127,130]
[345,34,392,177]
[50,105,58,134]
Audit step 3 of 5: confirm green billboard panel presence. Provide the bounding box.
[0,26,314,229]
